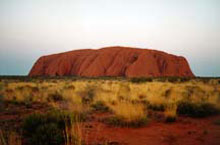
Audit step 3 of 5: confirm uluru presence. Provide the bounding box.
[29,46,194,77]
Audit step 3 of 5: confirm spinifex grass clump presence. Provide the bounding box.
[22,109,84,145]
[177,101,219,118]
[146,96,167,112]
[106,101,148,127]
[164,104,177,123]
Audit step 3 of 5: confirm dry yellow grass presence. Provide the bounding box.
[107,101,146,122]
[64,119,83,145]
[0,78,219,144]
[0,78,219,117]
[164,104,177,119]
[0,130,21,145]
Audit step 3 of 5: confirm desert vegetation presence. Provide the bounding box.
[0,76,220,145]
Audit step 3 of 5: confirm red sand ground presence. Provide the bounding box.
[82,113,220,145]
[1,103,219,145]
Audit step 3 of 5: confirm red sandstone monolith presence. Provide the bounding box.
[29,46,194,77]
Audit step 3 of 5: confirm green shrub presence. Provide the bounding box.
[82,87,95,104]
[166,77,179,82]
[91,101,109,112]
[177,101,219,118]
[0,96,4,112]
[156,77,191,83]
[22,110,77,145]
[105,116,148,128]
[0,95,4,101]
[31,123,63,145]
[130,77,153,83]
[47,92,63,102]
[64,85,75,90]
[165,116,176,123]
[147,104,166,111]
[31,86,39,93]
[213,120,220,125]
[0,83,3,91]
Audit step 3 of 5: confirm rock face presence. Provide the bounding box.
[29,46,194,77]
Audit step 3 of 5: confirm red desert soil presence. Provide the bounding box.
[0,103,219,145]
[83,113,220,145]
[29,46,194,77]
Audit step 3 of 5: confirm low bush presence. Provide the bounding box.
[64,84,75,90]
[166,77,179,82]
[31,86,39,93]
[105,116,148,128]
[147,104,166,111]
[31,123,63,145]
[156,77,191,83]
[91,101,109,112]
[0,83,3,91]
[164,107,177,123]
[177,101,219,118]
[213,119,220,125]
[0,95,4,112]
[22,109,81,145]
[82,87,95,104]
[165,116,176,123]
[130,77,153,83]
[47,92,63,102]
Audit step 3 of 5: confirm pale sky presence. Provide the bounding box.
[0,0,220,76]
